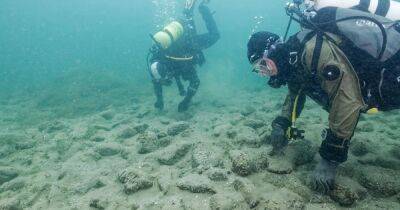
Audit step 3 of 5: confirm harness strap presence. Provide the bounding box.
[165,55,194,61]
[311,33,324,75]
[163,29,175,42]
[375,0,390,17]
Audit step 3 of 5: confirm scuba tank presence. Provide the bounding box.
[306,0,400,20]
[152,21,185,50]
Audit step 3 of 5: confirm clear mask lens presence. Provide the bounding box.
[252,58,273,76]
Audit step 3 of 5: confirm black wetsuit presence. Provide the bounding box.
[149,4,219,111]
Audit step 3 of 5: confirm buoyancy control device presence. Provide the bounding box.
[284,0,400,110]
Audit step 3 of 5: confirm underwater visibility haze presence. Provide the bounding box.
[0,0,399,209]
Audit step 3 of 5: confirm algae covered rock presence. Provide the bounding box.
[167,121,190,136]
[100,110,115,120]
[259,188,305,210]
[240,106,256,116]
[95,143,121,157]
[89,198,108,210]
[243,119,266,129]
[158,143,191,165]
[209,192,248,210]
[329,185,358,207]
[133,123,149,134]
[229,150,268,176]
[390,144,400,160]
[38,120,66,133]
[351,140,370,157]
[0,134,35,157]
[357,166,400,197]
[234,127,262,148]
[288,140,316,167]
[232,178,260,208]
[212,124,232,137]
[207,168,228,181]
[0,178,25,193]
[118,168,153,194]
[230,150,253,176]
[0,167,19,185]
[191,144,223,169]
[177,174,216,194]
[0,197,22,210]
[156,172,174,194]
[118,127,138,139]
[137,131,171,154]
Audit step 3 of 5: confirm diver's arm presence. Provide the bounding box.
[192,4,220,50]
[313,40,365,163]
[149,60,165,110]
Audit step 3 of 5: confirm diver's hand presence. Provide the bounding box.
[311,158,338,194]
[198,2,211,15]
[184,0,197,16]
[269,126,289,155]
[154,100,164,110]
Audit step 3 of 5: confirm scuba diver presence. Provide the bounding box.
[247,0,400,194]
[147,0,219,112]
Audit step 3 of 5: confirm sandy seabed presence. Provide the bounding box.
[0,88,399,210]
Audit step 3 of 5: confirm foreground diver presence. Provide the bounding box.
[147,0,219,112]
[247,6,400,193]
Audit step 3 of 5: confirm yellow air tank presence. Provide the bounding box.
[153,21,184,49]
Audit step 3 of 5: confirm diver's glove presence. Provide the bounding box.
[154,99,164,111]
[311,158,338,194]
[270,117,291,155]
[311,129,349,194]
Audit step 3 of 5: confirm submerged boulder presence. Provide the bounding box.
[118,127,138,139]
[259,188,305,210]
[234,127,263,148]
[243,119,266,129]
[206,168,228,182]
[118,168,153,194]
[0,167,19,185]
[137,131,171,154]
[209,192,248,210]
[177,174,216,194]
[38,121,66,133]
[229,150,268,176]
[158,143,192,165]
[329,185,359,207]
[95,143,121,157]
[232,178,260,208]
[167,121,190,136]
[191,144,223,169]
[357,166,400,197]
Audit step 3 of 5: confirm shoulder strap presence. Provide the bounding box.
[311,33,324,75]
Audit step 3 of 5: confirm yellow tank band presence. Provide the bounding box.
[165,55,194,61]
[367,107,379,115]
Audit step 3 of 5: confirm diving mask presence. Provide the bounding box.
[251,52,277,77]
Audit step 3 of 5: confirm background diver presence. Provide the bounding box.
[147,0,220,112]
[247,4,400,194]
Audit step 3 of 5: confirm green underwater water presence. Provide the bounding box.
[0,0,294,123]
[0,0,399,209]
